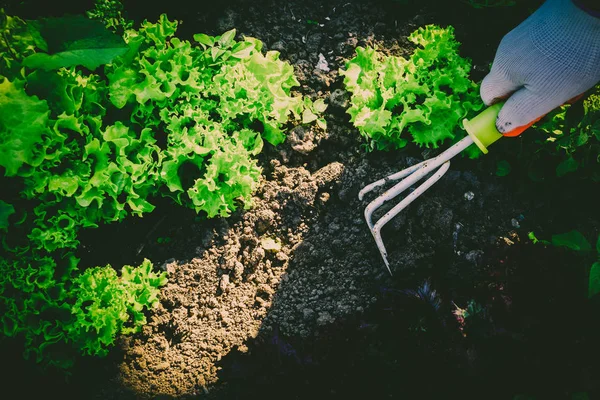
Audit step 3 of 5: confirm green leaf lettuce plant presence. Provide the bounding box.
[106,15,324,217]
[0,253,167,368]
[1,11,325,251]
[340,25,483,155]
[0,7,325,369]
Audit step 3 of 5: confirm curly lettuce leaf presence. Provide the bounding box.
[0,78,51,176]
[0,252,166,366]
[69,259,167,356]
[341,25,483,152]
[0,10,46,75]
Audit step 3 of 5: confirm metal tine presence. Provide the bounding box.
[371,161,451,274]
[362,161,427,232]
[360,136,474,275]
[358,160,428,201]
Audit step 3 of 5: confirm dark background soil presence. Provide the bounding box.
[1,0,599,399]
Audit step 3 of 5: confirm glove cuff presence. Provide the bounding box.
[572,0,600,18]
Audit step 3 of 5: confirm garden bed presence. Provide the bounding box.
[1,0,599,399]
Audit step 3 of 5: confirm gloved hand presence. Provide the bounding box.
[480,0,600,136]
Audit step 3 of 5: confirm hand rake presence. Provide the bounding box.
[359,102,534,275]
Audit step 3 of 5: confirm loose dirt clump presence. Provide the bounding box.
[104,161,347,397]
[104,150,528,398]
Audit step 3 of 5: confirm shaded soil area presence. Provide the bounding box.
[2,0,599,399]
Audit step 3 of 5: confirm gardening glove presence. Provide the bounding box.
[480,0,600,136]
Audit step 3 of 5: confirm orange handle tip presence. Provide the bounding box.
[497,92,585,137]
[501,118,540,137]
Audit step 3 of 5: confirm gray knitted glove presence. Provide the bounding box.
[480,0,600,135]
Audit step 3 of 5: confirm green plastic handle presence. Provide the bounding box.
[462,103,504,154]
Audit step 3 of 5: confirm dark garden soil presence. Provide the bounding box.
[2,0,599,399]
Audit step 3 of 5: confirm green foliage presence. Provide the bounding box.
[22,15,128,71]
[3,65,156,252]
[589,235,600,299]
[104,16,319,217]
[527,231,546,245]
[340,25,483,156]
[551,230,592,252]
[0,12,152,251]
[0,7,323,369]
[0,77,51,177]
[528,230,592,251]
[534,85,600,180]
[529,230,599,299]
[590,260,600,299]
[0,253,77,368]
[86,0,133,33]
[495,160,511,176]
[0,8,45,76]
[69,259,167,357]
[1,11,322,252]
[0,253,166,368]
